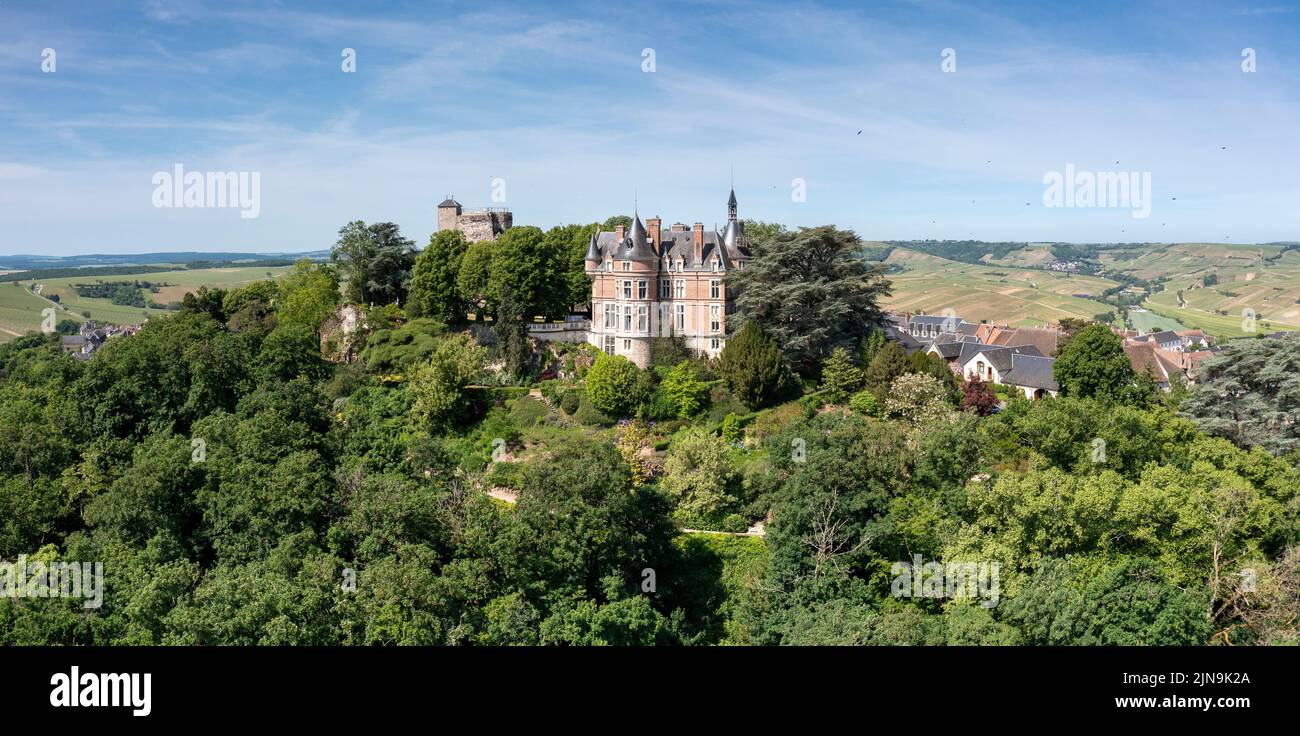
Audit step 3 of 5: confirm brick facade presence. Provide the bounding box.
[584,190,750,368]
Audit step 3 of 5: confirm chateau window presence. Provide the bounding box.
[664,258,671,272]
[623,305,632,332]
[622,280,632,299]
[636,304,648,332]
[637,280,647,299]
[621,261,630,272]
[659,279,670,299]
[711,259,720,272]
[603,303,616,329]
[676,259,683,271]
[674,304,685,330]
[710,280,720,299]
[674,279,685,299]
[622,339,631,351]
[603,336,615,355]
[605,258,611,271]
[710,305,721,333]
[711,338,722,351]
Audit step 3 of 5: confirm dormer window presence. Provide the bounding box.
[711,259,720,272]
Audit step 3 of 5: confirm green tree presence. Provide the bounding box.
[1181,332,1300,455]
[1070,558,1211,645]
[660,361,706,418]
[542,223,599,316]
[848,389,881,417]
[820,347,863,403]
[487,226,561,321]
[256,325,328,383]
[864,340,910,398]
[909,350,960,404]
[727,225,891,374]
[276,259,340,333]
[718,321,796,410]
[585,353,641,418]
[885,372,954,426]
[409,334,485,433]
[408,229,468,323]
[457,240,496,320]
[1053,323,1141,402]
[331,220,417,306]
[660,427,738,521]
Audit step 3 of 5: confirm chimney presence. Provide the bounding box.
[647,217,661,253]
[692,223,703,264]
[615,224,625,242]
[671,222,687,232]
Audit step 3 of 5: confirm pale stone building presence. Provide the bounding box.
[584,189,750,367]
[437,196,512,241]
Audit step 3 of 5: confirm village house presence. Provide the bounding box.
[956,344,1058,398]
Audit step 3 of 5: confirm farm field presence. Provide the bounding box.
[1126,307,1188,333]
[0,282,54,337]
[979,243,1059,268]
[1099,242,1284,281]
[1134,248,1300,337]
[0,265,294,342]
[880,247,1120,327]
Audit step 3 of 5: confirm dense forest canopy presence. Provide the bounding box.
[0,222,1296,646]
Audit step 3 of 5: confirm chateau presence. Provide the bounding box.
[584,189,751,367]
[437,196,512,241]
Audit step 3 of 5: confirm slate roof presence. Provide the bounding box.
[961,344,1044,372]
[1001,354,1058,391]
[931,342,965,359]
[884,325,925,354]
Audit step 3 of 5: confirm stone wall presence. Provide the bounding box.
[457,210,512,241]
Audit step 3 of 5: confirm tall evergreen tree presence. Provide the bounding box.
[820,347,863,403]
[719,322,796,410]
[727,225,891,375]
[864,340,911,398]
[331,221,417,306]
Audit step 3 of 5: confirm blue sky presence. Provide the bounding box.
[2,0,1298,256]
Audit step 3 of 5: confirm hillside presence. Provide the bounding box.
[877,246,1120,326]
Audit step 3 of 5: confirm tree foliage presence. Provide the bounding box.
[719,322,796,410]
[727,225,890,375]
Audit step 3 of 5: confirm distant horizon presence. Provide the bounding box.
[4,237,1300,264]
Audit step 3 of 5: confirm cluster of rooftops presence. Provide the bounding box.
[883,312,1222,397]
[583,189,752,271]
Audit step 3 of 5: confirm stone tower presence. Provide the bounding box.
[437,196,462,233]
